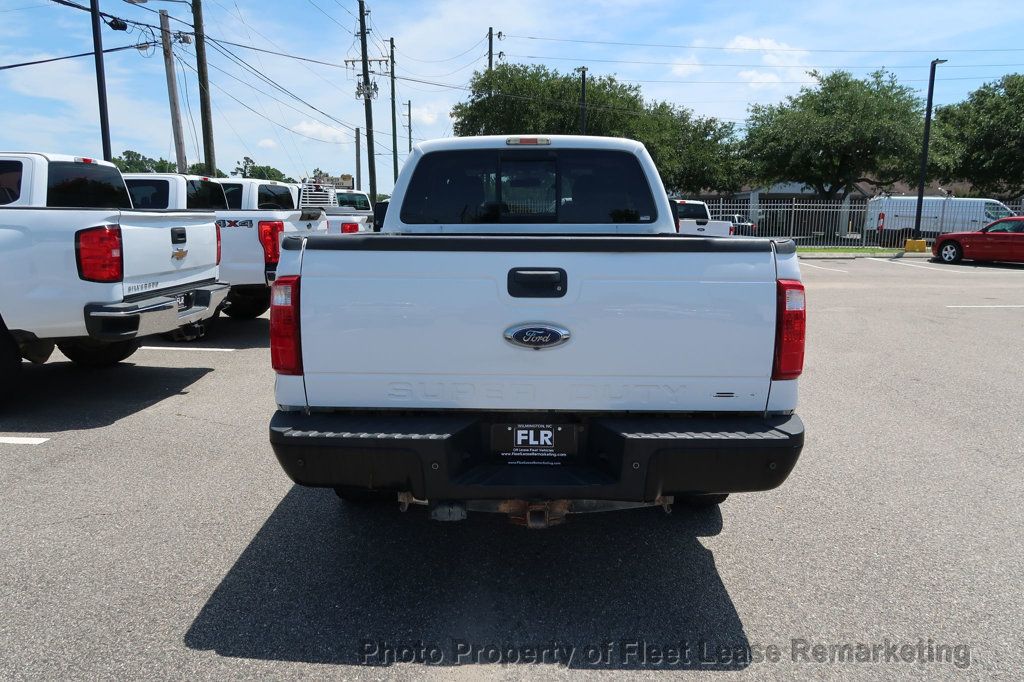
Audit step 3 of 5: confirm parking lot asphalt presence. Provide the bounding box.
[1,256,1022,679]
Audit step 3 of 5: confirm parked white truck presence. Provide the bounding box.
[212,177,328,319]
[0,153,227,382]
[267,136,806,527]
[671,198,734,236]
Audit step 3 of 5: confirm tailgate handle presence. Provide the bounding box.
[508,268,567,298]
[170,227,187,244]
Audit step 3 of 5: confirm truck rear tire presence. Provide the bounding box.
[223,288,270,320]
[57,339,141,367]
[1,329,22,387]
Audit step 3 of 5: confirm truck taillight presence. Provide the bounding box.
[772,279,806,380]
[75,225,123,283]
[341,222,360,234]
[215,222,222,265]
[258,220,285,264]
[270,275,302,375]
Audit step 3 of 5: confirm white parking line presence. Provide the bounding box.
[0,436,50,445]
[139,346,236,352]
[866,257,965,273]
[945,305,1024,308]
[800,262,848,273]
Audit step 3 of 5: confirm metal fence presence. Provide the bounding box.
[700,197,1024,248]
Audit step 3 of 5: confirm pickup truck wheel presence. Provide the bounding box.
[1,330,22,386]
[333,486,394,505]
[223,290,270,320]
[57,339,141,367]
[679,493,729,508]
[938,241,963,264]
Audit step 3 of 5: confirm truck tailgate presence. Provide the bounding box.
[119,210,218,296]
[297,235,780,412]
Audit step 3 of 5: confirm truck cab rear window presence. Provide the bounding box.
[337,192,370,211]
[125,179,170,209]
[0,160,22,205]
[221,182,243,209]
[187,179,228,210]
[257,184,294,210]
[400,150,656,225]
[47,162,132,209]
[676,203,708,220]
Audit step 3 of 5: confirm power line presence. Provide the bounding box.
[0,42,155,70]
[505,53,1024,70]
[177,54,203,163]
[502,33,1024,54]
[395,35,487,63]
[176,54,350,145]
[305,0,354,35]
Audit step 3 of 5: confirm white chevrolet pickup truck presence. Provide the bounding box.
[0,153,227,382]
[268,136,806,528]
[211,177,327,319]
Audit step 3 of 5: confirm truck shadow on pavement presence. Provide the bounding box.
[0,363,211,432]
[185,486,751,671]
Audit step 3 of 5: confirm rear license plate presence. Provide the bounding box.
[175,293,192,311]
[491,424,577,465]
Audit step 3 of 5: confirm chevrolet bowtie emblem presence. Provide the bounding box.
[171,248,188,261]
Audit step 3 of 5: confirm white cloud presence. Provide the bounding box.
[670,54,702,77]
[411,106,438,125]
[257,138,277,148]
[291,120,352,144]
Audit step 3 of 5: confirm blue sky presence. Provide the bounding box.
[2,0,1024,192]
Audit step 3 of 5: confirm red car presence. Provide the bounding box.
[933,216,1024,264]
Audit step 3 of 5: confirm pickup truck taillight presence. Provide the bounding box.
[258,220,285,264]
[270,275,302,375]
[75,225,123,283]
[215,223,222,265]
[772,279,806,380]
[341,222,360,234]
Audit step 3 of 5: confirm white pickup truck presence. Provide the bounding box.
[671,198,734,237]
[267,135,806,528]
[211,177,327,319]
[0,153,227,382]
[295,182,372,234]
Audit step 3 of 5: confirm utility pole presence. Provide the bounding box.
[191,0,216,175]
[488,27,493,70]
[406,100,412,152]
[159,10,187,172]
[579,67,588,135]
[913,58,947,241]
[358,0,377,202]
[390,37,398,183]
[89,0,112,160]
[355,127,361,191]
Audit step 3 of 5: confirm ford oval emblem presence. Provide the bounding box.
[504,323,571,350]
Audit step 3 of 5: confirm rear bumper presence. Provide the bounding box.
[269,411,804,502]
[84,282,230,340]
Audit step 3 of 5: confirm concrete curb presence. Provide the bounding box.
[798,251,933,260]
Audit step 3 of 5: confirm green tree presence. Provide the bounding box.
[450,64,744,193]
[231,156,294,182]
[112,149,176,173]
[932,74,1024,198]
[743,70,923,198]
[187,162,227,177]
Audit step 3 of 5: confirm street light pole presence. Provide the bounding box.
[89,0,113,161]
[913,58,947,240]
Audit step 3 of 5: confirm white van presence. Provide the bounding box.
[867,196,1015,244]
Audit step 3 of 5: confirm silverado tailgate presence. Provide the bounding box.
[297,235,781,412]
[119,210,219,296]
